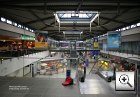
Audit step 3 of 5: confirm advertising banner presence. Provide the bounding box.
[35,42,48,48]
[107,31,121,49]
[35,32,48,48]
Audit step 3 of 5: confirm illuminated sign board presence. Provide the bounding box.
[21,35,35,40]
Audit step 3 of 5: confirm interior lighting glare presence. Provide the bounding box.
[137,23,140,26]
[122,27,126,31]
[126,26,130,30]
[21,26,24,28]
[13,23,17,26]
[32,30,34,32]
[101,60,104,64]
[1,17,33,32]
[131,24,136,28]
[26,27,29,30]
[7,20,12,25]
[1,17,6,22]
[18,24,21,28]
[104,62,108,66]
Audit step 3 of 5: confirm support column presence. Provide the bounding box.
[98,13,100,26]
[90,23,91,32]
[59,22,60,32]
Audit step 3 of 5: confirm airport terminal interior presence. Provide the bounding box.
[0,0,140,97]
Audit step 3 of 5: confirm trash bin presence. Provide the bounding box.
[107,77,112,82]
[78,70,85,82]
[66,70,71,77]
[80,76,85,82]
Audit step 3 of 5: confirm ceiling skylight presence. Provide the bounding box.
[61,13,90,18]
[54,11,99,23]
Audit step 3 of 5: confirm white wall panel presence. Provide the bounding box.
[0,51,49,76]
[0,22,35,37]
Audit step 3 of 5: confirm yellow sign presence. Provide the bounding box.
[93,42,99,48]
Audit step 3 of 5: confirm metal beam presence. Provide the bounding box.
[1,5,140,11]
[76,0,84,12]
[51,23,108,29]
[113,18,140,31]
[39,26,47,30]
[50,22,55,25]
[102,9,130,25]
[40,21,55,30]
[0,9,33,22]
[46,29,106,32]
[100,16,128,24]
[93,21,109,31]
[28,9,57,29]
[48,32,62,35]
[28,9,46,26]
[44,0,47,15]
[0,0,140,5]
[54,25,93,27]
[24,16,54,24]
[0,9,36,30]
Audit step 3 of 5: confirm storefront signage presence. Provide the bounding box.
[21,35,35,40]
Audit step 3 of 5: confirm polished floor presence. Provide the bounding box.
[0,72,138,97]
[21,63,139,97]
[80,74,136,96]
[0,77,79,97]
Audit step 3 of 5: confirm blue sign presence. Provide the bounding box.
[91,50,99,56]
[107,31,121,49]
